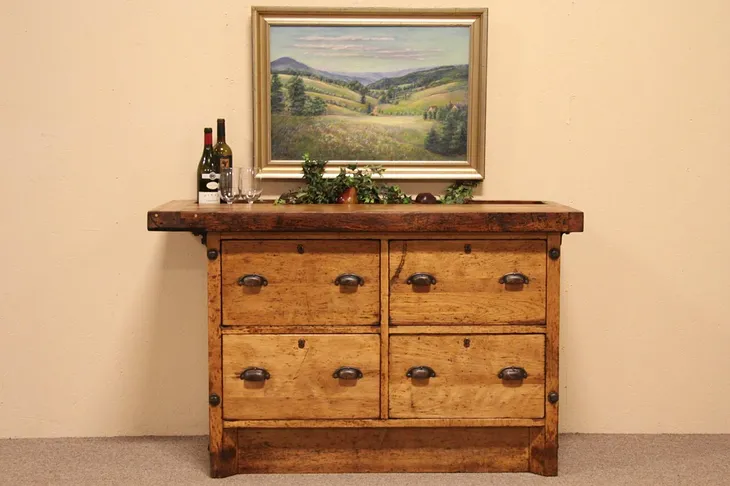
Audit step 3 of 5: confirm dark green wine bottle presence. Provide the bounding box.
[197,128,219,204]
[212,118,233,171]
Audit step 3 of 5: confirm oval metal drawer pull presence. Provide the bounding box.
[406,366,437,379]
[498,366,528,380]
[238,274,268,288]
[334,274,365,287]
[240,367,271,382]
[499,273,529,285]
[333,367,363,380]
[406,273,437,286]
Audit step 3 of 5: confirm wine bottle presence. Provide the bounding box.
[212,118,233,171]
[197,128,219,204]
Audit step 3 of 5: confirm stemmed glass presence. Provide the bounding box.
[240,167,262,204]
[219,167,241,205]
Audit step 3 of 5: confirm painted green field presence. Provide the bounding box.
[279,74,379,106]
[325,104,362,116]
[375,81,468,115]
[272,71,468,161]
[308,92,367,112]
[271,114,459,161]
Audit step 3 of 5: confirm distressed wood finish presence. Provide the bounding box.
[390,240,547,325]
[221,240,379,325]
[220,231,549,240]
[222,325,380,334]
[222,334,380,420]
[379,239,390,419]
[225,418,544,428]
[389,334,545,418]
[206,233,237,478]
[148,200,584,233]
[390,325,547,334]
[238,428,529,473]
[146,200,583,478]
[529,233,562,476]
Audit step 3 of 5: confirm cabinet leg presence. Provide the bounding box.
[210,428,238,478]
[529,426,557,476]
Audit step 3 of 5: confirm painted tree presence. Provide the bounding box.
[440,112,459,155]
[304,96,327,116]
[425,127,440,153]
[270,74,285,113]
[457,123,468,155]
[286,75,307,115]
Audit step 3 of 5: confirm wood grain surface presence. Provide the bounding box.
[224,418,544,428]
[221,240,379,325]
[147,200,584,233]
[237,427,529,473]
[379,238,390,419]
[530,233,562,476]
[389,334,545,419]
[205,233,237,478]
[221,325,380,334]
[389,240,547,325]
[222,334,380,420]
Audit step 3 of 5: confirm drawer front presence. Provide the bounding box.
[389,334,545,418]
[389,240,546,325]
[223,334,380,420]
[222,240,379,326]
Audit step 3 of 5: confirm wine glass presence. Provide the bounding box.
[240,167,262,204]
[219,167,241,204]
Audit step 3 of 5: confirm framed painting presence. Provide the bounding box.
[252,7,488,180]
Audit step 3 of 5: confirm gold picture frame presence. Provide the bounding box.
[252,7,488,180]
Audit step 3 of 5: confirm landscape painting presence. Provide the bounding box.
[269,25,470,162]
[252,8,488,179]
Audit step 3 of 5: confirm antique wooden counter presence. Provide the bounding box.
[147,200,584,477]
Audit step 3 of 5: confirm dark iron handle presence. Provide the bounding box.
[499,272,529,285]
[498,366,528,380]
[238,274,268,288]
[334,274,365,287]
[333,367,363,380]
[406,366,437,379]
[406,273,437,286]
[240,367,270,382]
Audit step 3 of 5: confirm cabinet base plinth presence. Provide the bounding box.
[209,427,558,475]
[209,429,238,478]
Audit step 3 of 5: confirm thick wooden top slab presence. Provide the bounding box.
[147,200,583,233]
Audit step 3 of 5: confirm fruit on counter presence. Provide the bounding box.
[415,192,439,204]
[337,187,358,204]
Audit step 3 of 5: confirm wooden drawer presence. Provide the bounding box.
[222,334,380,420]
[221,240,379,326]
[389,240,546,325]
[389,334,545,418]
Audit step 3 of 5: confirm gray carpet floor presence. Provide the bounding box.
[1,434,728,485]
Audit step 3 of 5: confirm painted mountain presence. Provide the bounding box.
[271,57,432,85]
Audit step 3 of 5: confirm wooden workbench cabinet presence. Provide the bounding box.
[147,201,583,477]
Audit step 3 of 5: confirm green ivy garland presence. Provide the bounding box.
[275,154,476,205]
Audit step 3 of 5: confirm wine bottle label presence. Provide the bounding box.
[219,157,231,169]
[201,173,220,180]
[198,192,220,204]
[206,181,219,190]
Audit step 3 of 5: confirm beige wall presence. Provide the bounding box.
[0,0,728,438]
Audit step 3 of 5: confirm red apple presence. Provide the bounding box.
[337,187,358,204]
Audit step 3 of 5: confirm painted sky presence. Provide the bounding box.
[270,26,469,73]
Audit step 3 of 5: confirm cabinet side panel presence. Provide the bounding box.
[207,233,237,477]
[530,233,561,476]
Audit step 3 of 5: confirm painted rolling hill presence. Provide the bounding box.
[270,57,469,161]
